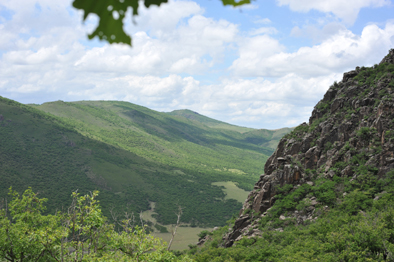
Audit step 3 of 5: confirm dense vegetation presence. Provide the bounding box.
[184,58,394,261]
[187,170,394,261]
[0,188,193,261]
[7,170,394,261]
[0,97,291,228]
[33,100,288,189]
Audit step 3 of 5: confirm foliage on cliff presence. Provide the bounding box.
[189,50,394,261]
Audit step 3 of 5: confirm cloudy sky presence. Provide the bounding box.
[0,0,394,129]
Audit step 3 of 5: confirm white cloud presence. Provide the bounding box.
[249,27,278,36]
[231,3,259,10]
[0,0,77,34]
[133,0,203,33]
[62,72,338,128]
[231,22,394,77]
[73,14,238,75]
[186,73,340,128]
[254,18,272,24]
[0,0,239,96]
[10,84,42,93]
[169,55,201,73]
[276,0,390,25]
[291,22,347,43]
[64,74,201,110]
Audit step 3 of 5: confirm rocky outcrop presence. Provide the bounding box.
[223,49,394,247]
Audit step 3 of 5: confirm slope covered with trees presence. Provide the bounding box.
[0,97,290,229]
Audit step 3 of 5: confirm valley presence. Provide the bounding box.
[0,96,292,248]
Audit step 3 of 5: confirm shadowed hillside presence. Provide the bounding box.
[1,97,292,229]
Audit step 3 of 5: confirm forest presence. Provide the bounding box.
[0,96,290,231]
[0,187,193,261]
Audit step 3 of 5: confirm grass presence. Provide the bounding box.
[212,181,250,203]
[167,109,253,133]
[154,227,213,250]
[141,202,213,250]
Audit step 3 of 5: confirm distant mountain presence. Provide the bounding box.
[167,109,253,133]
[0,98,292,228]
[168,109,293,151]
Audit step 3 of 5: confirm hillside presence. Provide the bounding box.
[0,98,291,229]
[0,97,131,219]
[191,50,394,260]
[168,109,293,151]
[167,109,254,133]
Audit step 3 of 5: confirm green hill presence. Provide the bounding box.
[168,109,293,151]
[167,109,253,133]
[0,97,291,228]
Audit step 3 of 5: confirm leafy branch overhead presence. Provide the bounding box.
[72,0,251,46]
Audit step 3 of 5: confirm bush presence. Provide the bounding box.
[340,190,372,215]
[198,230,212,240]
[356,127,376,142]
[314,180,336,206]
[154,223,169,233]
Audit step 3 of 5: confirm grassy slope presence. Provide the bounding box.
[167,109,254,133]
[168,109,293,151]
[0,97,137,220]
[1,98,292,227]
[34,101,286,190]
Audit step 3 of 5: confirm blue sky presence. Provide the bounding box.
[0,0,393,129]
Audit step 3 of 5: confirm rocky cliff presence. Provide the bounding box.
[223,49,394,247]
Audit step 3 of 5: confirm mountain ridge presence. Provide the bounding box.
[167,109,254,133]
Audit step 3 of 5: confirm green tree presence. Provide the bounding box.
[63,190,114,261]
[0,187,66,262]
[72,0,251,45]
[0,188,193,261]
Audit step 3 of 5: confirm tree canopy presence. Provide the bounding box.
[0,188,193,261]
[72,0,251,45]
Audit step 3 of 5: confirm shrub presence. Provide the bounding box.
[314,180,336,206]
[154,223,169,233]
[198,230,212,240]
[340,190,372,215]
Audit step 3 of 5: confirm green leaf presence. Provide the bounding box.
[221,0,251,7]
[72,0,168,45]
[73,0,250,46]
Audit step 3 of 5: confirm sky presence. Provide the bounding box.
[0,0,394,129]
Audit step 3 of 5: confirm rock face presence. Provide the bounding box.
[223,49,394,247]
